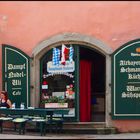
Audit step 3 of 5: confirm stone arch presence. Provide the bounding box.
[32,33,112,58]
[31,32,113,127]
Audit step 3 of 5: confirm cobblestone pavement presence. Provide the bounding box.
[0,132,140,139]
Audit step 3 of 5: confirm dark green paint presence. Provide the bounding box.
[112,39,140,119]
[2,44,30,108]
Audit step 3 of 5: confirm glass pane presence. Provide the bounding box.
[40,45,76,117]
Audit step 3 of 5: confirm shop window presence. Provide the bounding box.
[40,44,76,117]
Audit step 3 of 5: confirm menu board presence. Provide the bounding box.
[112,39,140,119]
[2,44,30,108]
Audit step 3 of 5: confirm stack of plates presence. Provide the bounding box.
[28,107,35,109]
[0,107,6,109]
[0,117,13,121]
[12,118,28,123]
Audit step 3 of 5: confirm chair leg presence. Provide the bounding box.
[40,122,43,136]
[54,121,63,133]
[58,122,63,133]
[0,121,3,133]
[21,122,26,135]
[48,122,52,133]
[18,122,26,135]
[40,122,46,136]
[46,123,50,133]
[43,123,46,136]
[22,122,25,135]
[14,122,17,131]
[19,123,21,135]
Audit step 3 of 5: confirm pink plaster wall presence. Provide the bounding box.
[0,1,140,132]
[112,120,140,133]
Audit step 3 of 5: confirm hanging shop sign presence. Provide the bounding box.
[47,61,75,73]
[112,39,140,119]
[47,44,75,73]
[2,44,30,108]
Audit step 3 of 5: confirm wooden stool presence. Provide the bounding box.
[0,117,13,133]
[12,118,28,135]
[31,117,47,136]
[47,117,64,133]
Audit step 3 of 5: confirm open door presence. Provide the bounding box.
[2,44,30,108]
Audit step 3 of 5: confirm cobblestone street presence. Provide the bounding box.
[0,132,140,139]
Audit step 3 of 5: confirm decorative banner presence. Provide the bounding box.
[2,44,30,108]
[61,44,69,65]
[52,48,60,65]
[52,44,74,66]
[44,73,74,78]
[47,61,75,73]
[112,39,140,119]
[69,45,74,62]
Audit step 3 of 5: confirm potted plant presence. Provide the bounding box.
[41,96,68,108]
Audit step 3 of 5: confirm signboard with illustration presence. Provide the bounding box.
[2,44,30,108]
[112,39,140,119]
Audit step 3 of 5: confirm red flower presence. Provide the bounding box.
[70,84,73,88]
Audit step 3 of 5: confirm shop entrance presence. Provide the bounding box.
[79,46,106,122]
[32,33,112,125]
[39,43,106,122]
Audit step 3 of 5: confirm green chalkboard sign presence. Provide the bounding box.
[2,44,30,108]
[112,39,140,119]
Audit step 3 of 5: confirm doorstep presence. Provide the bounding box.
[62,127,118,134]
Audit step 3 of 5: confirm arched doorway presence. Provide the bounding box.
[31,33,113,126]
[79,46,105,122]
[39,44,105,122]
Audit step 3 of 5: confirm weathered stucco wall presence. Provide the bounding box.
[0,1,140,132]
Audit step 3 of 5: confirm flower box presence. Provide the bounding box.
[45,103,68,108]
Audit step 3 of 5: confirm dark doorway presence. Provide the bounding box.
[80,46,106,122]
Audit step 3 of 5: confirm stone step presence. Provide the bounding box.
[3,121,118,135]
[63,127,118,134]
[63,122,106,129]
[62,122,118,134]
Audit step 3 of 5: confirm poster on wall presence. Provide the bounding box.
[112,39,140,119]
[2,44,30,108]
